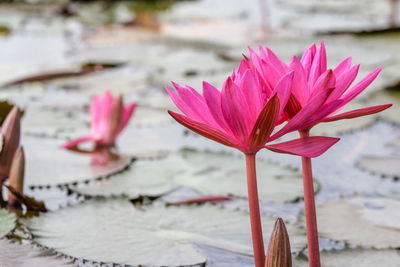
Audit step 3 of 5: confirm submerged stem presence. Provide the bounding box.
[299,130,320,267]
[245,153,265,267]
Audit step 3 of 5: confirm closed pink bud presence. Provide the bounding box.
[0,106,21,181]
[265,218,292,267]
[7,146,24,202]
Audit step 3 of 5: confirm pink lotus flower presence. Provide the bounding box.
[62,91,136,149]
[246,42,392,141]
[246,42,391,267]
[166,63,339,267]
[167,62,339,157]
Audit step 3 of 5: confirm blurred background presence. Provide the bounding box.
[0,0,400,266]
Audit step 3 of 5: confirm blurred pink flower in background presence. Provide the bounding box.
[62,91,136,149]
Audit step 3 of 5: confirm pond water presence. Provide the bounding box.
[0,0,400,266]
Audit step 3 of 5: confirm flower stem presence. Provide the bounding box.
[299,130,320,267]
[245,153,265,267]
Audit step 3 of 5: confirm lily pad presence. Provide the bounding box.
[311,197,400,248]
[22,135,132,187]
[29,198,307,266]
[356,155,400,179]
[73,149,316,202]
[0,209,16,238]
[0,239,73,267]
[294,248,400,267]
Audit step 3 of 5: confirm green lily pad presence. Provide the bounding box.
[73,149,317,202]
[311,197,400,249]
[356,156,400,179]
[29,198,307,266]
[0,209,16,238]
[22,135,132,187]
[294,248,400,267]
[0,239,73,267]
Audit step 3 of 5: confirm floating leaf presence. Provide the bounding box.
[357,156,400,179]
[0,239,73,266]
[29,198,307,266]
[22,135,132,187]
[294,248,400,267]
[73,149,317,202]
[0,209,16,238]
[310,197,400,248]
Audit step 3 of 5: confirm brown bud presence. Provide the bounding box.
[265,218,292,267]
[7,146,24,202]
[0,107,21,180]
[109,94,123,139]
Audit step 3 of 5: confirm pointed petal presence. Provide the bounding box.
[117,102,136,134]
[266,136,340,158]
[289,56,308,105]
[221,77,252,142]
[270,87,334,140]
[168,111,238,148]
[271,71,294,116]
[300,99,343,129]
[333,57,352,77]
[239,70,264,117]
[301,43,317,79]
[60,135,94,149]
[308,41,327,87]
[340,67,382,104]
[0,107,21,178]
[284,93,303,120]
[248,94,280,151]
[309,69,335,99]
[323,104,392,122]
[202,81,228,131]
[326,64,359,103]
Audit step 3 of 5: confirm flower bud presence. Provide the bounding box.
[7,146,24,202]
[265,218,292,267]
[0,107,21,180]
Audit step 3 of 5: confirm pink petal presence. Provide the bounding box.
[168,110,238,149]
[270,87,334,140]
[289,56,309,105]
[271,71,294,118]
[340,67,382,105]
[301,43,317,79]
[309,69,335,99]
[308,41,327,88]
[333,57,352,77]
[326,64,359,103]
[248,94,280,151]
[221,77,252,142]
[117,102,136,134]
[323,104,392,122]
[202,81,229,131]
[60,135,93,149]
[266,136,340,158]
[238,70,264,118]
[301,99,343,129]
[172,82,213,124]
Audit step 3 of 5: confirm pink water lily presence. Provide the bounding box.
[246,42,391,267]
[166,63,339,267]
[246,42,391,141]
[62,91,136,149]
